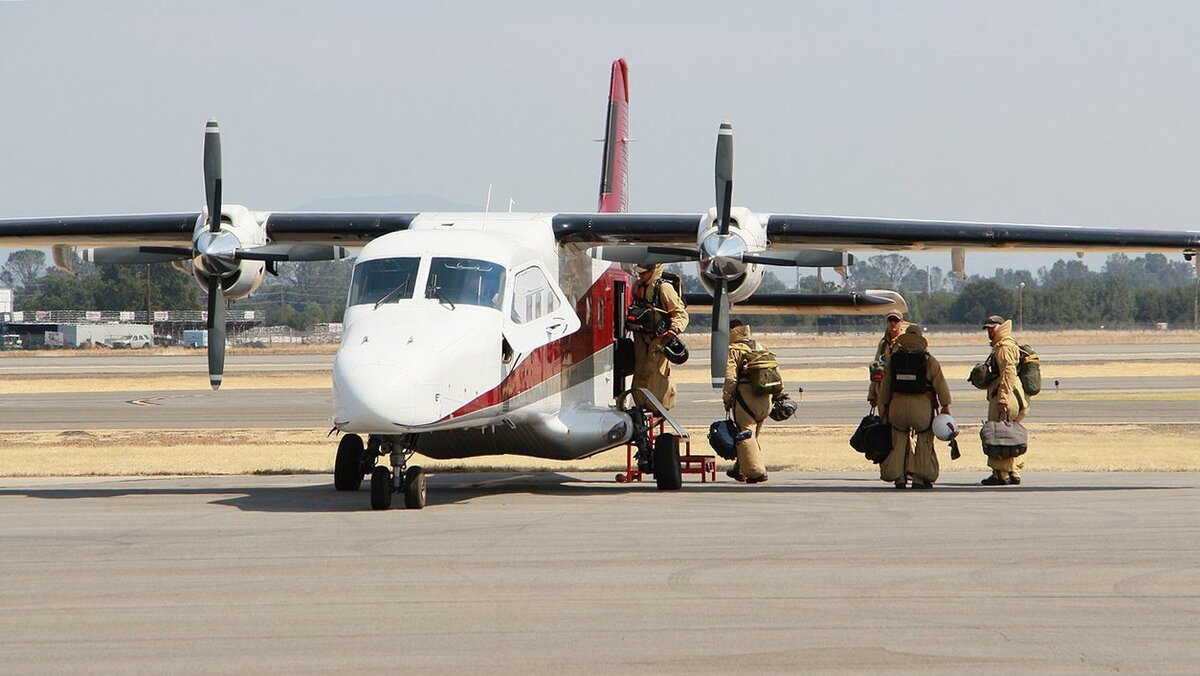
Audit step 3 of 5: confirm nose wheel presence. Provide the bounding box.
[369,463,426,511]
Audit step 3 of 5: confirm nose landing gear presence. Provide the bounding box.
[336,433,426,510]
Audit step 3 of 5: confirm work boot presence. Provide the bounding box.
[726,469,746,483]
[912,479,934,489]
[893,479,907,489]
[980,474,1007,486]
[746,474,768,484]
[1007,475,1022,485]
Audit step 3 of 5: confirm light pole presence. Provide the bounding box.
[1017,282,1025,333]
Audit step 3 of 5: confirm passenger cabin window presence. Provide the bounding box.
[425,258,505,310]
[347,257,421,306]
[510,266,560,324]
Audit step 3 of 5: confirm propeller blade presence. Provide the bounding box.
[206,277,226,391]
[710,279,731,389]
[85,246,192,265]
[235,243,350,263]
[204,119,222,233]
[589,245,700,265]
[715,122,733,236]
[741,249,856,268]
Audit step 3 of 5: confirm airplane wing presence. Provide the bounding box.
[553,212,1200,253]
[0,212,415,248]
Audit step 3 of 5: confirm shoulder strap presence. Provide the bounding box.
[734,386,756,419]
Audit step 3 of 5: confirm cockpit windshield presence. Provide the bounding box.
[425,257,505,310]
[347,257,421,307]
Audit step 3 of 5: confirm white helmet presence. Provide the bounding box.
[932,413,959,441]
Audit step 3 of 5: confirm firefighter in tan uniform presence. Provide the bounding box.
[722,320,772,484]
[981,315,1029,486]
[630,264,689,413]
[868,310,910,408]
[878,325,952,489]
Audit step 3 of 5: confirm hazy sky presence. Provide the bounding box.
[4,1,1200,276]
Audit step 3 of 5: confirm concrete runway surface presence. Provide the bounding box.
[1,471,1198,673]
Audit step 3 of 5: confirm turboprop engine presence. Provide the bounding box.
[695,206,766,304]
[188,204,268,302]
[78,119,348,389]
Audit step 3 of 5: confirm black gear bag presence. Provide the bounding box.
[849,410,891,464]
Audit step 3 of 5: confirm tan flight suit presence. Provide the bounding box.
[630,266,689,412]
[878,332,952,484]
[867,321,910,407]
[723,325,772,481]
[985,320,1029,481]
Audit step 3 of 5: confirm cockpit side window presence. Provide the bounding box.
[509,265,560,324]
[425,257,505,310]
[347,257,421,306]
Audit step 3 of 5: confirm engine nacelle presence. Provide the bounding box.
[695,206,767,304]
[189,204,268,301]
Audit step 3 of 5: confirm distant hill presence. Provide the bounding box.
[289,193,482,212]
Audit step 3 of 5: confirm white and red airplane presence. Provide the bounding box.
[3,59,1198,509]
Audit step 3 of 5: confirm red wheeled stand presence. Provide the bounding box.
[615,414,716,483]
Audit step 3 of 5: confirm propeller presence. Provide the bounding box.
[81,119,348,389]
[708,122,736,387]
[590,121,863,388]
[202,120,229,390]
[206,276,226,390]
[205,119,222,235]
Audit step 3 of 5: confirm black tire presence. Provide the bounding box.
[653,433,683,491]
[403,466,427,509]
[334,434,365,491]
[370,466,393,510]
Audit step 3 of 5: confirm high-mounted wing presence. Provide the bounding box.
[555,211,1200,254]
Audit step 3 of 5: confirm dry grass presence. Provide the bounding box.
[2,423,1197,477]
[4,329,1197,360]
[1,372,330,394]
[6,361,1199,395]
[671,361,1200,385]
[0,343,340,358]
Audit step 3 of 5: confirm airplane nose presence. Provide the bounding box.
[333,350,441,430]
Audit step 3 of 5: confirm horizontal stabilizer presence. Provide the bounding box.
[683,289,907,316]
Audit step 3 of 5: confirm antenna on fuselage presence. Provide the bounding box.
[508,198,515,213]
[484,184,493,221]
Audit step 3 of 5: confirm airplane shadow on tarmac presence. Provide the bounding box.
[0,472,1188,512]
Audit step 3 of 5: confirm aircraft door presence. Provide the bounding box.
[503,262,582,360]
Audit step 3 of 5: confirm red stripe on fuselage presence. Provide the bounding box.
[444,265,629,421]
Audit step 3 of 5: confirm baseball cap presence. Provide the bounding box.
[982,315,1005,327]
[885,310,903,321]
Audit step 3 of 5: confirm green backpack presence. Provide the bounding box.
[969,344,1041,396]
[1017,344,1041,396]
[737,340,784,397]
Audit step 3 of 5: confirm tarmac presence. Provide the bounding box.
[1,471,1198,673]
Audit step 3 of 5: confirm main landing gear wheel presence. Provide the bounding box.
[334,434,365,491]
[403,466,427,509]
[654,433,683,491]
[370,466,393,510]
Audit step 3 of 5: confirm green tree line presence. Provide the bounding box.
[5,249,1197,330]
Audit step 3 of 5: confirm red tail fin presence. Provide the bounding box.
[597,59,629,213]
